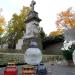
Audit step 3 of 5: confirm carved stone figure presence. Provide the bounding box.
[30,0,36,11]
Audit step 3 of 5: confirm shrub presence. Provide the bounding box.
[61,41,74,60]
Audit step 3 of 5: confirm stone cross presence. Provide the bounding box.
[30,0,36,11]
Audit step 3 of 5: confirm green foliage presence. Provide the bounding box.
[62,46,74,60]
[0,9,6,36]
[8,6,30,33]
[7,6,30,49]
[0,53,24,65]
[40,27,46,41]
[53,35,64,42]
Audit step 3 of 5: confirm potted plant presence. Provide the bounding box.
[61,41,74,65]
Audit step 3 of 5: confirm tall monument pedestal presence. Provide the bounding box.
[16,0,42,50]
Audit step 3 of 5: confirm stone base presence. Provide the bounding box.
[22,37,42,50]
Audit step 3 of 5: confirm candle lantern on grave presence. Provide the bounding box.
[24,40,42,65]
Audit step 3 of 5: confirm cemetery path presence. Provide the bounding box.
[0,64,75,75]
[46,64,75,75]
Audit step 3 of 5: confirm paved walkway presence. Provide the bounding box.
[46,64,75,75]
[0,64,75,75]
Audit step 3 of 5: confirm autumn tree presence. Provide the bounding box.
[0,8,6,48]
[50,30,63,37]
[0,8,5,36]
[56,7,75,30]
[7,6,30,49]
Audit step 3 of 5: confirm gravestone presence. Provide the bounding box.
[64,28,75,64]
[16,0,42,50]
[3,44,8,49]
[16,38,23,50]
[63,29,75,46]
[64,29,75,42]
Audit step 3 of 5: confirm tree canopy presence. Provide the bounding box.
[56,7,75,30]
[7,6,30,49]
[0,8,6,35]
[8,6,30,34]
[50,30,63,37]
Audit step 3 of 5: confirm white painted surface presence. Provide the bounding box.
[16,38,23,50]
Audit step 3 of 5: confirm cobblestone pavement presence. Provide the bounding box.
[0,64,75,75]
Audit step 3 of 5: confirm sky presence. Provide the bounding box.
[0,0,75,35]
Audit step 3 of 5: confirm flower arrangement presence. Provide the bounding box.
[61,41,74,60]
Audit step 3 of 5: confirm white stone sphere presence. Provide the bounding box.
[24,47,42,65]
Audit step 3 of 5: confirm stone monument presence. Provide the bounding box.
[16,0,42,50]
[64,28,75,44]
[63,28,75,64]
